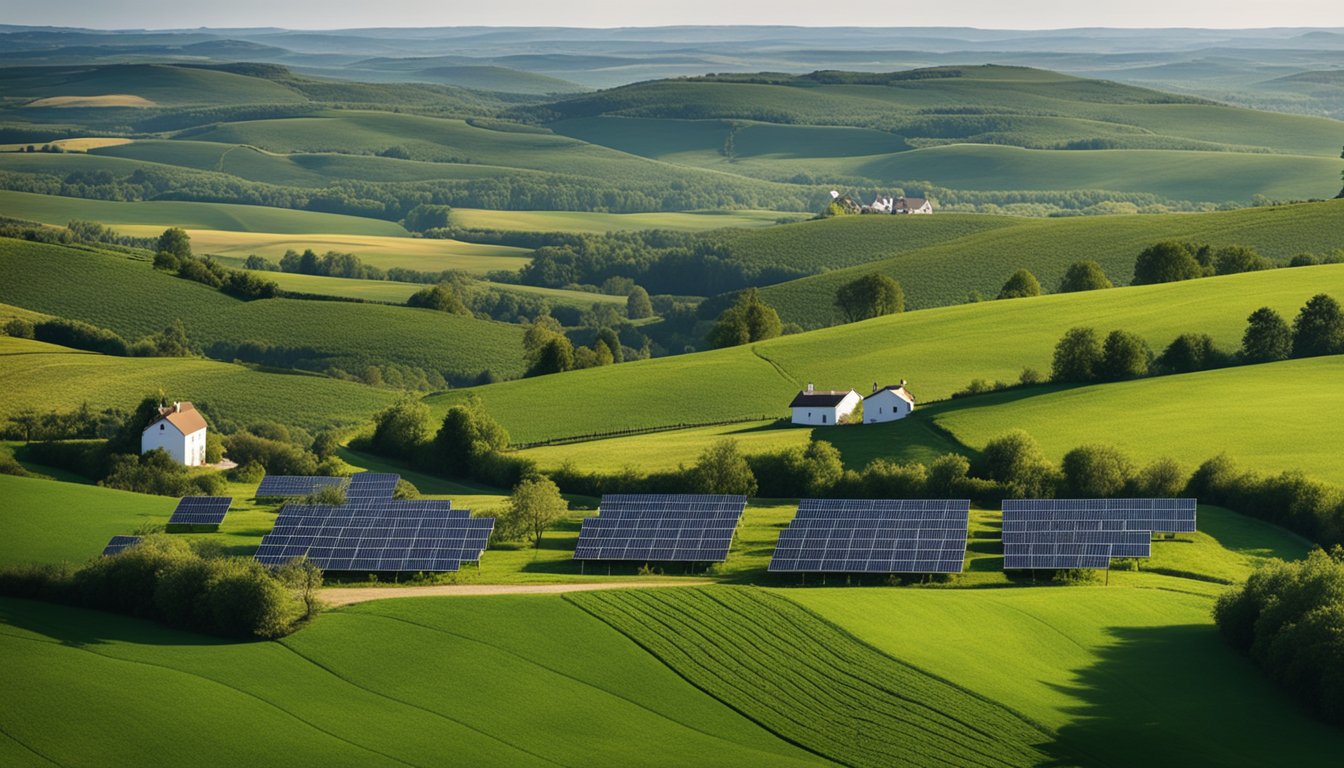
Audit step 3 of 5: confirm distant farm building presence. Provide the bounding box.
[867,195,933,214]
[864,381,916,423]
[790,384,861,426]
[141,401,207,466]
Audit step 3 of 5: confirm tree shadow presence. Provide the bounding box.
[1040,624,1344,768]
[0,597,236,649]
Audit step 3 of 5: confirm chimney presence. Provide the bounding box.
[806,382,814,393]
[900,379,907,388]
[872,382,878,394]
[173,401,181,413]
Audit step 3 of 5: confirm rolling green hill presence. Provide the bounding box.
[0,595,824,767]
[0,336,395,431]
[929,357,1344,484]
[0,238,528,382]
[748,199,1344,326]
[2,63,308,107]
[538,66,1344,156]
[433,263,1344,444]
[0,190,408,236]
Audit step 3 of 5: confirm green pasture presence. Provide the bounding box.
[0,238,529,381]
[1,63,307,107]
[436,263,1344,444]
[0,595,822,767]
[249,269,628,309]
[0,190,408,236]
[931,357,1344,484]
[449,207,792,233]
[789,583,1342,767]
[754,199,1344,325]
[0,337,394,431]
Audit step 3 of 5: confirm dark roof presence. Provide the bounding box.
[894,197,929,209]
[790,390,856,408]
[866,384,916,403]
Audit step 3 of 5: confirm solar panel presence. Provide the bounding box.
[1000,498,1194,570]
[102,535,140,556]
[345,472,399,501]
[254,500,492,572]
[256,475,344,498]
[167,496,232,526]
[769,499,970,574]
[573,494,747,562]
[1002,498,1197,533]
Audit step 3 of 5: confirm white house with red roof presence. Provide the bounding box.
[141,401,208,466]
[789,384,862,426]
[863,381,916,423]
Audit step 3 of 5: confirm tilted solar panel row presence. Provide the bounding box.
[769,499,971,574]
[345,472,400,501]
[572,494,747,562]
[1002,498,1196,533]
[102,535,141,556]
[167,496,232,526]
[255,475,345,497]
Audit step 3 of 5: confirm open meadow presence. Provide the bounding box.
[3,34,1344,766]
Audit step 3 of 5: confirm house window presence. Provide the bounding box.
[822,414,828,424]
[159,424,165,430]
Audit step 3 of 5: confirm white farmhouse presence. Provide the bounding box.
[141,401,208,466]
[789,384,862,426]
[863,381,916,423]
[867,195,934,215]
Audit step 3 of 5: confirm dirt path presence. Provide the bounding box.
[321,579,710,607]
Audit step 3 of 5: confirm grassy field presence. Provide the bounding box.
[0,595,823,767]
[258,271,626,309]
[435,263,1344,444]
[930,357,1344,483]
[0,190,408,236]
[449,207,794,233]
[0,336,396,431]
[747,199,1344,326]
[571,586,1054,767]
[3,63,309,107]
[789,586,1344,767]
[0,238,529,382]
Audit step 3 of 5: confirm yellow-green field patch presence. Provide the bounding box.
[25,94,156,108]
[449,207,794,233]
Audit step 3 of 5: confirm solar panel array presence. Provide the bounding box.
[256,475,344,498]
[1002,498,1197,569]
[345,472,399,501]
[573,494,747,562]
[254,498,493,572]
[167,496,232,526]
[770,499,970,573]
[102,535,140,556]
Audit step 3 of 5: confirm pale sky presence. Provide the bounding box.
[8,0,1344,31]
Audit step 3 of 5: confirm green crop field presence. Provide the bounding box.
[2,63,309,107]
[121,228,533,276]
[435,263,1344,444]
[0,238,529,381]
[0,336,395,431]
[0,595,823,767]
[752,199,1344,326]
[0,190,408,236]
[449,207,792,233]
[930,357,1344,483]
[787,585,1342,767]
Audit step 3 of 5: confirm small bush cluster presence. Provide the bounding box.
[359,396,532,488]
[0,535,320,639]
[1214,549,1344,725]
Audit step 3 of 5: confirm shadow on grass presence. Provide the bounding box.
[1040,624,1342,768]
[0,596,235,648]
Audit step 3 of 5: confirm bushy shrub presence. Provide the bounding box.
[976,430,1059,499]
[1098,330,1152,381]
[1157,333,1227,374]
[997,269,1042,300]
[1061,444,1134,497]
[101,449,226,497]
[1213,550,1344,725]
[1133,241,1204,285]
[691,439,757,496]
[1057,261,1113,293]
[1051,327,1103,383]
[33,318,129,356]
[224,432,319,476]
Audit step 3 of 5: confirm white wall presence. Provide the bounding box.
[141,423,207,466]
[865,390,915,423]
[791,391,862,426]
